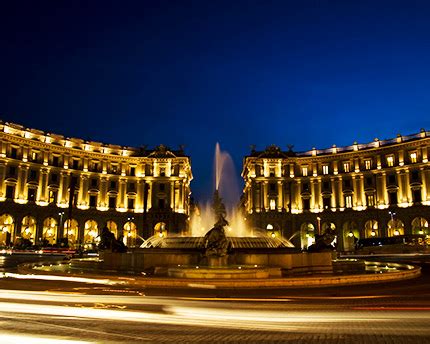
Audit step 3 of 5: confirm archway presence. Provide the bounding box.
[0,214,14,246]
[84,220,99,245]
[106,220,118,239]
[64,219,79,247]
[123,221,137,247]
[343,221,358,251]
[387,219,404,237]
[21,216,37,243]
[42,217,58,245]
[154,222,167,238]
[364,220,379,238]
[300,222,315,250]
[412,217,428,235]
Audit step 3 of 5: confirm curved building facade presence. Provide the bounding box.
[0,121,192,248]
[242,131,430,251]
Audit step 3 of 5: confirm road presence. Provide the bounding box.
[1,255,430,343]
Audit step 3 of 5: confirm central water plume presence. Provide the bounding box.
[190,143,247,236]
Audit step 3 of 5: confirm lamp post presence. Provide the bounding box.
[388,211,398,236]
[58,211,65,243]
[316,216,321,235]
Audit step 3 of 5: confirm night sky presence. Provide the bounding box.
[1,1,430,202]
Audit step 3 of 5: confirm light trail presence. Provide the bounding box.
[0,333,92,344]
[0,272,122,285]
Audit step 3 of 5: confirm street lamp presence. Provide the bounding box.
[58,212,65,239]
[389,211,397,236]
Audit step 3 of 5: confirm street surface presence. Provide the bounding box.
[1,254,430,343]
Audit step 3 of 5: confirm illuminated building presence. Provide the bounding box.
[0,121,192,247]
[242,131,430,251]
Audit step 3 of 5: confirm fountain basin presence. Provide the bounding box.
[167,265,280,279]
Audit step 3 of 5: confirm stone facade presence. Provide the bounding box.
[0,120,192,247]
[242,131,430,251]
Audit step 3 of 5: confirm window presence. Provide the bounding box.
[52,156,59,167]
[365,159,372,170]
[345,195,352,208]
[8,166,16,177]
[302,166,308,177]
[159,183,165,191]
[160,168,165,177]
[302,183,309,192]
[27,188,36,202]
[323,181,330,190]
[72,159,79,170]
[10,147,17,159]
[130,167,136,176]
[389,192,398,205]
[344,179,351,189]
[128,183,135,192]
[269,168,275,177]
[323,197,331,209]
[29,170,37,181]
[158,199,165,209]
[49,190,57,204]
[343,162,350,173]
[387,155,394,167]
[413,190,422,203]
[89,195,97,207]
[388,174,396,185]
[366,176,373,187]
[302,198,310,211]
[6,185,15,199]
[322,165,329,175]
[269,183,276,192]
[108,196,116,209]
[92,162,99,172]
[91,178,98,188]
[111,164,118,174]
[127,198,135,210]
[411,170,420,182]
[269,199,276,210]
[51,173,58,183]
[31,151,39,161]
[110,181,116,189]
[410,152,417,163]
[366,194,375,207]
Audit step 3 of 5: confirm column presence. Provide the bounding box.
[277,181,283,211]
[58,171,70,205]
[0,161,6,198]
[100,176,108,208]
[37,168,49,202]
[17,165,29,200]
[118,178,126,208]
[263,181,268,211]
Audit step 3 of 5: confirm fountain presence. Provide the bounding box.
[101,144,334,278]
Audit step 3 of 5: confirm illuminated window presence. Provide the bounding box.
[410,152,417,163]
[269,199,276,210]
[343,162,350,173]
[49,190,57,204]
[387,155,394,167]
[302,166,308,177]
[366,194,375,207]
[322,165,329,175]
[365,159,372,170]
[345,195,352,208]
[31,151,38,161]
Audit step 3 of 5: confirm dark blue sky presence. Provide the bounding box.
[1,0,430,201]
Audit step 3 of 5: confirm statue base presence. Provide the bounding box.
[207,255,228,267]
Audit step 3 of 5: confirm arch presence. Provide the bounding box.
[124,221,137,247]
[300,222,315,250]
[154,222,167,238]
[106,220,118,239]
[21,216,37,243]
[42,217,58,245]
[0,214,14,246]
[411,217,428,235]
[387,219,404,237]
[342,221,358,252]
[364,220,379,238]
[64,219,79,247]
[84,220,99,244]
[266,223,281,238]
